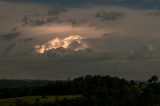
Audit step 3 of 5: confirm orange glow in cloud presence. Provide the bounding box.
[35,35,88,54]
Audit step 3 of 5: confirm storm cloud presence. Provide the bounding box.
[24,38,35,42]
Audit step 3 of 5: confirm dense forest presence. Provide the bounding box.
[0,75,160,106]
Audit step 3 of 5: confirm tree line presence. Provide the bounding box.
[0,75,160,106]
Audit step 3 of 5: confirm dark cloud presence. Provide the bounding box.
[39,47,104,62]
[0,30,20,41]
[84,33,145,53]
[22,16,46,26]
[22,16,60,26]
[1,42,17,55]
[147,10,160,16]
[22,7,67,26]
[47,6,68,16]
[95,10,125,21]
[2,0,160,9]
[67,18,86,27]
[24,38,35,42]
[22,9,87,27]
[22,16,29,25]
[69,41,81,50]
[83,33,160,59]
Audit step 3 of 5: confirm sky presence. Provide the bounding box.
[0,0,160,80]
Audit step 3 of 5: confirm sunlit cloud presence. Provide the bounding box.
[35,35,88,54]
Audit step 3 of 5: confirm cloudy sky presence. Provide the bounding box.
[0,0,160,80]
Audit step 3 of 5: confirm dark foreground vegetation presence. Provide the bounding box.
[0,75,160,106]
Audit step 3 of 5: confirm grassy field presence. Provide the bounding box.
[0,95,81,106]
